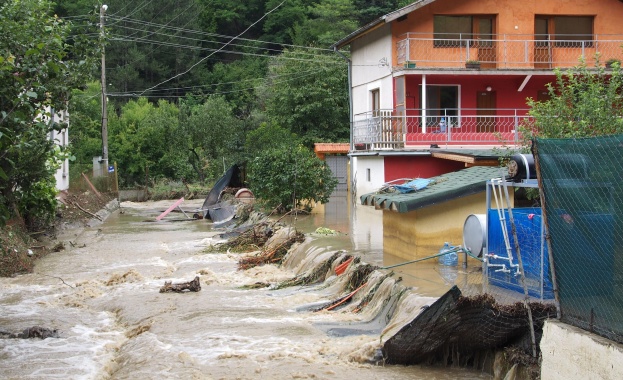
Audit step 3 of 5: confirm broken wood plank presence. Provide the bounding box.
[156,197,185,221]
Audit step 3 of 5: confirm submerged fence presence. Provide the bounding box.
[534,135,623,343]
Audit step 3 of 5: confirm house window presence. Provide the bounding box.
[433,15,494,47]
[366,168,371,182]
[371,89,380,116]
[535,16,594,47]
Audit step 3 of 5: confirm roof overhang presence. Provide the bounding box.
[332,0,440,49]
[430,149,502,166]
[360,166,502,213]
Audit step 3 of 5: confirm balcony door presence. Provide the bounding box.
[477,91,496,132]
[419,85,459,129]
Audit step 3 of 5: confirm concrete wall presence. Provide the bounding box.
[352,156,385,197]
[541,319,623,380]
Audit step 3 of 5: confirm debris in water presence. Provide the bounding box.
[0,326,60,339]
[159,276,201,293]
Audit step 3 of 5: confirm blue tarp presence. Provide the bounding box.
[392,178,433,193]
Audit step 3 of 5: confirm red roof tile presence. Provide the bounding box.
[314,143,350,154]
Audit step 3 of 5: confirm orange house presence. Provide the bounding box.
[333,0,623,196]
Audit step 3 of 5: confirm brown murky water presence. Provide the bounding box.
[0,194,490,379]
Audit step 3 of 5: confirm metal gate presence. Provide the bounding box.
[326,155,348,191]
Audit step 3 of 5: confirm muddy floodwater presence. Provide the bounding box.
[0,194,490,379]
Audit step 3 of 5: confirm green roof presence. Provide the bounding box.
[360,166,503,213]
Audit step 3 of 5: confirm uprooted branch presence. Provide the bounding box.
[159,276,201,293]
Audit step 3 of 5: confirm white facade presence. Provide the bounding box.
[349,24,394,198]
[42,107,70,191]
[350,24,394,115]
[352,156,385,196]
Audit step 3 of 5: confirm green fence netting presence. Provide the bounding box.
[535,134,623,343]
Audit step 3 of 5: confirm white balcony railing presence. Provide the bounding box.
[396,33,623,69]
[353,109,533,149]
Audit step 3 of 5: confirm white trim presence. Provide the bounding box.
[367,81,382,91]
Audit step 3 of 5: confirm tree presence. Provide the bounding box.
[261,48,349,148]
[0,0,99,227]
[178,95,244,182]
[107,98,185,186]
[248,145,337,211]
[525,57,623,140]
[291,0,358,47]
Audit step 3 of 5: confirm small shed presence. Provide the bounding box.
[314,143,350,191]
[361,166,509,261]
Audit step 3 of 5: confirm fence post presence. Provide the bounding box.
[532,141,562,319]
[114,161,119,197]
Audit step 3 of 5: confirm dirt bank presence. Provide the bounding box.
[0,190,118,277]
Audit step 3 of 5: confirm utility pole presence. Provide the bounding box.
[100,4,109,173]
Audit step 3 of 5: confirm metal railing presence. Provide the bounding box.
[352,108,532,149]
[396,33,623,69]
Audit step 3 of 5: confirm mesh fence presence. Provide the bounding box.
[535,134,623,344]
[69,162,117,194]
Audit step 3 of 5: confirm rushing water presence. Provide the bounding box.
[0,194,490,379]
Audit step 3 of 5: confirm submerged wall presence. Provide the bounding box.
[540,319,623,380]
[382,192,486,261]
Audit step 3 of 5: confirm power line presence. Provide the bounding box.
[108,67,328,96]
[107,66,330,98]
[108,34,341,65]
[137,1,287,96]
[106,14,334,53]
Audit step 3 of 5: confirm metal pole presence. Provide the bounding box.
[533,141,562,319]
[100,5,109,171]
[333,47,354,193]
[501,176,537,358]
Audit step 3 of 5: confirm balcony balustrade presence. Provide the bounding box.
[397,33,623,69]
[352,109,532,149]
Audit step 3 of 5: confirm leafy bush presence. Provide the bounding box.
[248,145,337,212]
[524,57,623,140]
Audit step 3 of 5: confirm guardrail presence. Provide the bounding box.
[353,109,532,149]
[396,33,623,69]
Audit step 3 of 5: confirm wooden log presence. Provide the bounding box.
[159,276,201,293]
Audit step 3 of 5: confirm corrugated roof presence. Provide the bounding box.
[314,143,350,154]
[360,166,503,213]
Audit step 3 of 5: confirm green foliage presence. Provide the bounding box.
[205,58,269,118]
[69,82,104,164]
[262,48,349,148]
[292,0,359,47]
[245,122,300,157]
[524,57,623,140]
[0,0,99,227]
[248,145,337,211]
[178,95,244,182]
[108,98,185,186]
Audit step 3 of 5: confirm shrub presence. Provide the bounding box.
[248,145,338,212]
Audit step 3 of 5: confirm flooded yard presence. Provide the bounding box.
[0,194,490,379]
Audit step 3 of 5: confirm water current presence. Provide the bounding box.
[0,193,491,379]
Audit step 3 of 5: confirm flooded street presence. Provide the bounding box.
[0,194,490,379]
